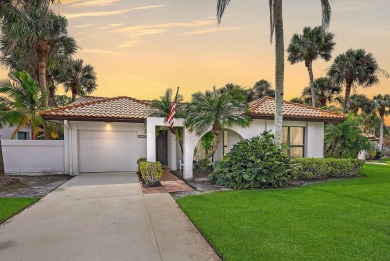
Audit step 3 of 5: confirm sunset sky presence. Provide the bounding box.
[0,0,389,115]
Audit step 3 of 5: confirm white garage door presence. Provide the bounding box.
[79,130,138,173]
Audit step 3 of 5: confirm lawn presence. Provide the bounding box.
[0,198,39,224]
[177,164,390,260]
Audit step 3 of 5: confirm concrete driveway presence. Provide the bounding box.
[0,173,219,261]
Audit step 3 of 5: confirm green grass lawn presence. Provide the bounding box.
[0,198,39,224]
[177,164,390,260]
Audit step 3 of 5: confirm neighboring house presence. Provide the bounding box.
[41,96,346,179]
[0,124,32,140]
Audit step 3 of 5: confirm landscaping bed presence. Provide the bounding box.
[0,175,72,197]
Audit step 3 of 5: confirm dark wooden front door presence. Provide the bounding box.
[156,130,168,165]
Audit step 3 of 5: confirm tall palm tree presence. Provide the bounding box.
[185,87,250,159]
[0,0,77,107]
[349,94,373,115]
[327,49,388,113]
[62,59,97,102]
[373,94,390,152]
[0,71,45,139]
[247,80,275,101]
[216,0,332,144]
[301,77,342,107]
[149,88,185,155]
[287,26,335,107]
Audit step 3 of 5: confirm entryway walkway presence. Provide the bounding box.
[0,172,219,261]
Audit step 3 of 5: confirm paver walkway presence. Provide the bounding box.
[0,172,220,261]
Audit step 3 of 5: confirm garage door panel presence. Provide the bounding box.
[79,130,138,173]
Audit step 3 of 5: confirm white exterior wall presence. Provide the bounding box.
[306,122,324,158]
[0,125,32,140]
[64,121,147,175]
[2,140,64,175]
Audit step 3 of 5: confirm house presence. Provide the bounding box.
[0,125,32,140]
[41,96,346,179]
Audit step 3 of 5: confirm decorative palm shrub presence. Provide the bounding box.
[139,161,163,187]
[209,132,294,189]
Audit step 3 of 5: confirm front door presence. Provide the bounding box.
[156,130,168,165]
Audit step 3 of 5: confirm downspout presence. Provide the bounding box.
[64,120,73,175]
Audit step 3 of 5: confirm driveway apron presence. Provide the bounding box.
[0,172,219,261]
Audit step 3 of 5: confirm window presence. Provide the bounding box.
[223,131,228,156]
[282,127,305,158]
[17,131,29,140]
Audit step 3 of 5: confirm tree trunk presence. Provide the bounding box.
[48,79,57,107]
[380,114,384,152]
[37,49,49,108]
[72,90,77,102]
[205,130,221,159]
[0,136,5,176]
[273,0,284,145]
[343,82,352,114]
[307,62,316,107]
[320,97,327,107]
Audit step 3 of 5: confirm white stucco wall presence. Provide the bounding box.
[2,140,64,175]
[0,125,32,140]
[64,121,147,175]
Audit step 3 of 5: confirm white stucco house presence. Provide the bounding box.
[41,95,346,179]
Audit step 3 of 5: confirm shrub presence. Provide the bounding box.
[137,157,147,165]
[137,157,147,173]
[292,158,365,180]
[139,161,163,186]
[209,132,293,189]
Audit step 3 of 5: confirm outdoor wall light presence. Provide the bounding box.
[105,122,111,129]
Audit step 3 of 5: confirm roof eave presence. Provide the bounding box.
[41,115,146,123]
[249,114,346,123]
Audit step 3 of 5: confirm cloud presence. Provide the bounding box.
[73,23,94,28]
[69,0,120,7]
[81,49,118,54]
[180,27,243,36]
[118,40,142,48]
[112,19,215,37]
[64,5,163,19]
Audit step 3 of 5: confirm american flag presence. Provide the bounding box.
[167,87,179,128]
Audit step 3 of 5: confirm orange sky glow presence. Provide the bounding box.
[1,0,389,122]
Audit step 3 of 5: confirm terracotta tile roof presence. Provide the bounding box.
[41,96,154,122]
[249,96,346,122]
[42,95,345,123]
[71,96,106,105]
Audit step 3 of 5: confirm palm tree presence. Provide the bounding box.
[185,87,250,159]
[62,59,97,102]
[349,94,373,115]
[327,49,389,113]
[373,94,390,152]
[216,0,332,144]
[247,80,275,101]
[0,71,45,139]
[149,88,185,155]
[287,26,335,107]
[301,77,342,107]
[0,0,77,107]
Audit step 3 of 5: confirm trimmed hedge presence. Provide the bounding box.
[139,161,163,186]
[292,158,365,180]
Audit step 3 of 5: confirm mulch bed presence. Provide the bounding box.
[0,175,73,198]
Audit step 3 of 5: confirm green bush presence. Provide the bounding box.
[137,157,147,164]
[137,157,147,173]
[292,158,365,180]
[139,161,163,186]
[209,132,293,189]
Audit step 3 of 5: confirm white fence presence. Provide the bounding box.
[2,140,64,175]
